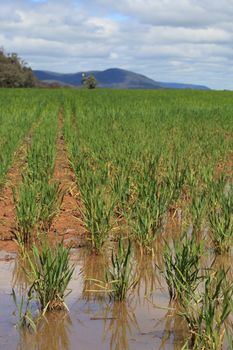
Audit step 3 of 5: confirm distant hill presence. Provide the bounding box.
[33,68,210,90]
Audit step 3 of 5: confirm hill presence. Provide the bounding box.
[33,68,210,90]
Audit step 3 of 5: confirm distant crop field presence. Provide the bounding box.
[0,88,232,350]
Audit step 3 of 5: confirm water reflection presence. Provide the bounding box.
[0,244,194,350]
[134,249,163,303]
[154,302,188,350]
[102,301,140,350]
[17,311,72,350]
[12,255,29,294]
[80,251,109,302]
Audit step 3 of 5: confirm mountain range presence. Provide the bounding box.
[33,68,210,90]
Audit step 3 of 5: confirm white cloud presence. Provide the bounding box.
[0,0,232,89]
[89,0,233,28]
[109,52,119,59]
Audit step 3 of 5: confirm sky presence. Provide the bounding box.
[1,0,233,89]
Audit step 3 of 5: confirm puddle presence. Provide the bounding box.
[0,247,190,350]
[0,244,232,350]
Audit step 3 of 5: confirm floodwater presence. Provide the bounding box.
[0,246,189,350]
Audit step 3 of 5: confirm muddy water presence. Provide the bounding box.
[0,247,190,350]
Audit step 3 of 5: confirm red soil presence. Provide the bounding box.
[0,114,86,256]
[48,117,86,248]
[0,140,29,253]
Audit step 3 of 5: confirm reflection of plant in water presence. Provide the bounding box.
[134,244,163,300]
[12,257,37,332]
[81,251,108,302]
[153,301,188,350]
[12,256,30,294]
[17,311,72,350]
[102,302,140,350]
[84,239,137,301]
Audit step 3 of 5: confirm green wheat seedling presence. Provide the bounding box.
[39,181,64,230]
[129,204,158,251]
[80,177,115,254]
[165,155,187,206]
[86,239,137,301]
[0,93,42,186]
[26,112,57,182]
[13,178,40,244]
[201,166,214,188]
[208,179,233,254]
[26,242,74,313]
[159,231,204,301]
[111,167,131,217]
[180,269,233,350]
[27,142,56,182]
[129,179,170,251]
[14,180,63,242]
[189,188,207,233]
[12,107,59,245]
[105,239,137,301]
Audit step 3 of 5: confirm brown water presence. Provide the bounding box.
[0,247,189,350]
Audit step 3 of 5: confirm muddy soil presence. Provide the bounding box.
[0,135,32,251]
[48,114,86,248]
[0,114,48,252]
[0,113,85,254]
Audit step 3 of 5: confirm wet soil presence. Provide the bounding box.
[0,135,32,252]
[0,114,48,253]
[0,113,85,255]
[48,114,86,248]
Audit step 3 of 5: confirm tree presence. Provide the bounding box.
[81,73,97,89]
[0,48,37,88]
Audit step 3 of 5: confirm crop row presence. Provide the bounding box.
[62,89,233,254]
[0,90,46,187]
[13,99,61,243]
[0,88,232,349]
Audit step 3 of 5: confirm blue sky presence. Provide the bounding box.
[1,0,233,89]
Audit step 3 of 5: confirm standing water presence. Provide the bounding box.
[0,247,188,350]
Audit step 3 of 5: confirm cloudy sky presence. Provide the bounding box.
[1,0,233,89]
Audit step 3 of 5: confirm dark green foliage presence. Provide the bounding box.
[81,73,98,89]
[160,231,203,301]
[106,239,137,301]
[208,177,233,254]
[0,48,37,88]
[13,108,61,244]
[27,242,74,312]
[180,269,233,349]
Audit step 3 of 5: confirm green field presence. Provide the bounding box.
[0,88,232,349]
